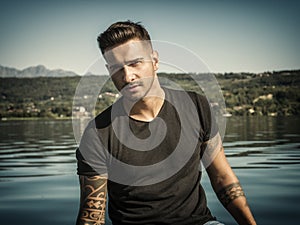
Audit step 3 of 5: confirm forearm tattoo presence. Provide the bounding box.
[217,182,245,207]
[77,175,107,225]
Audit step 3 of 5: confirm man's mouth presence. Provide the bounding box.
[124,82,142,92]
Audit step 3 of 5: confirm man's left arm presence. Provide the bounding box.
[204,139,257,225]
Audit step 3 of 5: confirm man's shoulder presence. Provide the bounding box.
[163,87,208,104]
[93,98,124,129]
[93,106,113,128]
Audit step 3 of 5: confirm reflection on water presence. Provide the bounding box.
[0,120,77,179]
[223,116,300,169]
[0,117,299,225]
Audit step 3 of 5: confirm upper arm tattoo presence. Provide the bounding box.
[217,182,245,207]
[77,175,108,225]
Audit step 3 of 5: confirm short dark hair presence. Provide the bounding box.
[97,20,151,54]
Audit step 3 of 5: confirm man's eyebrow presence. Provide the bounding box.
[124,57,145,64]
[108,57,145,70]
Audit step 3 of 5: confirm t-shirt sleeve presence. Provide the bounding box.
[76,120,108,177]
[193,93,222,167]
[193,92,219,142]
[76,148,98,176]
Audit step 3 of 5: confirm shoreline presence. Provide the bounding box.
[1,114,297,122]
[0,117,73,121]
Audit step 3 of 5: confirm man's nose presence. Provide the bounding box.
[123,65,135,83]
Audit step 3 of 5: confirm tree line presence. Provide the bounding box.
[0,70,299,119]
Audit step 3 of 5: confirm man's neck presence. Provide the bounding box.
[123,87,165,122]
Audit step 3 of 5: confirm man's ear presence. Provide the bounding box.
[151,50,159,71]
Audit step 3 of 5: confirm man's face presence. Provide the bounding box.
[104,39,159,102]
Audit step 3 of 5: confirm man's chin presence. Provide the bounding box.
[122,92,145,103]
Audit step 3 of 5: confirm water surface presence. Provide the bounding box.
[0,117,299,225]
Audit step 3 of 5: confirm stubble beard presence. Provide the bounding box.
[121,76,155,103]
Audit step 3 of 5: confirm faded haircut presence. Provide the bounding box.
[97,20,152,54]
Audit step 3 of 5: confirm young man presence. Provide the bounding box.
[76,21,257,225]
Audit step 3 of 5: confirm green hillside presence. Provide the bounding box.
[0,70,299,119]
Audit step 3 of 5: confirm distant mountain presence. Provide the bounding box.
[0,65,79,78]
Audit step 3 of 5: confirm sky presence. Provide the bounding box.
[0,0,299,74]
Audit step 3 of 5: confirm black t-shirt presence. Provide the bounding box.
[77,87,219,225]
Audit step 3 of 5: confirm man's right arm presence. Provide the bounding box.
[76,175,108,225]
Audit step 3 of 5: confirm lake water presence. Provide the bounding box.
[0,117,299,225]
